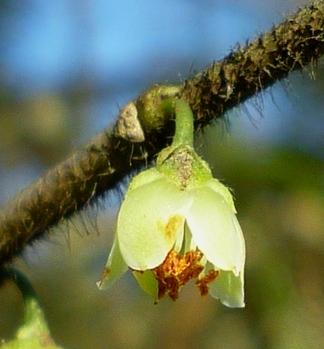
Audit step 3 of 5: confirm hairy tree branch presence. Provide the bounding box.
[1,0,324,266]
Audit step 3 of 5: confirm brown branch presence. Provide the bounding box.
[1,0,324,266]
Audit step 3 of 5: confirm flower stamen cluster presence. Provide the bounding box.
[196,270,219,296]
[153,249,205,300]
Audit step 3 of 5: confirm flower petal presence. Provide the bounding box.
[133,270,159,300]
[209,270,245,308]
[97,237,128,290]
[128,167,163,192]
[118,177,189,270]
[186,186,245,273]
[205,178,236,213]
[173,216,186,252]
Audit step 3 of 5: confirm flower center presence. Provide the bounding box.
[153,249,204,300]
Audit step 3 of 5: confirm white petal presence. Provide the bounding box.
[133,270,158,300]
[128,167,163,192]
[179,223,197,254]
[173,217,186,252]
[232,214,246,274]
[186,186,245,273]
[209,270,245,308]
[205,178,236,213]
[118,177,189,270]
[97,237,128,290]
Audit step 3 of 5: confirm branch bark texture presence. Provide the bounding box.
[1,0,324,266]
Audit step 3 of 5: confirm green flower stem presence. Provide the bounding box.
[162,99,194,148]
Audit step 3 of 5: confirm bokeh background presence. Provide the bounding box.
[0,0,324,348]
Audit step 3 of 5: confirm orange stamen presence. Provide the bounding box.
[196,269,219,296]
[153,250,204,300]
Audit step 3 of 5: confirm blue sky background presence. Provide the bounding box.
[1,1,305,92]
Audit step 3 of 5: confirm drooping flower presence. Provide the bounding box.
[98,99,245,308]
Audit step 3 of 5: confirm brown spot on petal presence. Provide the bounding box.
[196,269,219,296]
[153,249,204,300]
[97,267,111,287]
[101,267,111,278]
